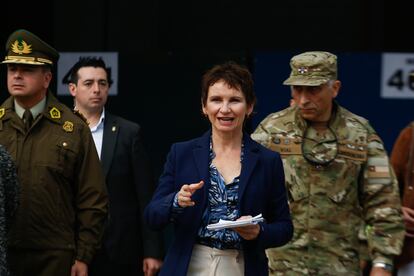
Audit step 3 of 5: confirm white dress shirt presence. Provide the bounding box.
[90,109,105,160]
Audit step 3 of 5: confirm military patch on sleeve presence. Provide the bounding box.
[367,156,391,184]
[367,165,390,178]
[49,107,61,119]
[63,121,74,132]
[0,108,5,119]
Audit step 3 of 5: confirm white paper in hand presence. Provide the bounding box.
[206,214,264,231]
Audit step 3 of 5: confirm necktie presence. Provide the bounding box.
[23,109,33,131]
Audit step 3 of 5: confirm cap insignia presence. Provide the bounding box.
[50,107,61,119]
[11,39,32,55]
[63,121,74,132]
[0,108,5,119]
[297,67,308,74]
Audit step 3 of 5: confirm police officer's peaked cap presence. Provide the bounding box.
[2,29,59,66]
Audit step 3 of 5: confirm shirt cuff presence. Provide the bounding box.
[372,256,393,266]
[172,192,184,214]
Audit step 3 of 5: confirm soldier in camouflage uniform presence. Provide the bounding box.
[252,51,405,275]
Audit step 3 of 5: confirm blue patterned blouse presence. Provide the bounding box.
[196,140,244,250]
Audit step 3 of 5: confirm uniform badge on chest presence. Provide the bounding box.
[63,121,74,132]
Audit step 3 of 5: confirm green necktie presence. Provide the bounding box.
[23,109,33,131]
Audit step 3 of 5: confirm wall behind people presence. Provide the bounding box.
[1,0,414,176]
[1,0,412,253]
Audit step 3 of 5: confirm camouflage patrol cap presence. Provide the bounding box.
[283,51,337,86]
[2,29,59,66]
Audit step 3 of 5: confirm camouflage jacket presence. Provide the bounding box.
[252,103,404,275]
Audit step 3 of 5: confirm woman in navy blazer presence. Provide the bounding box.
[145,62,293,276]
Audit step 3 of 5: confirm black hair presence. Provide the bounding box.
[62,56,113,86]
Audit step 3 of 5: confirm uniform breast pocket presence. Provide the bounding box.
[327,158,362,205]
[56,137,79,178]
[37,134,79,179]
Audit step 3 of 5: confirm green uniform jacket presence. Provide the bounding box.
[252,103,404,275]
[0,92,108,264]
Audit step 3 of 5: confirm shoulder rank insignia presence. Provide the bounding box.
[63,121,74,132]
[0,108,5,119]
[50,107,61,119]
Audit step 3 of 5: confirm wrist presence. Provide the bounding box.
[173,192,180,208]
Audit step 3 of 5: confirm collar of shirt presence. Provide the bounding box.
[90,109,105,132]
[14,97,46,119]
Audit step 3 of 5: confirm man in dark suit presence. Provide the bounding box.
[66,57,163,276]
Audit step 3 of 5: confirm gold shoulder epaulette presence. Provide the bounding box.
[73,110,89,125]
[0,108,5,119]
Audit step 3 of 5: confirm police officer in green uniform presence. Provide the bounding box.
[0,29,108,276]
[252,51,405,275]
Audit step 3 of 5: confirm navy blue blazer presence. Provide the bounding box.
[144,130,293,276]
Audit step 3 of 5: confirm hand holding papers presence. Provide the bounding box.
[206,214,264,231]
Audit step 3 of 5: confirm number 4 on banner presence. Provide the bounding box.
[387,69,414,91]
[381,53,414,99]
[387,69,404,90]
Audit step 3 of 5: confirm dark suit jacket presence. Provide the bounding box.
[144,130,293,276]
[101,112,163,264]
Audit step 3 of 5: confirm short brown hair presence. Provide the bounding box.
[201,61,256,107]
